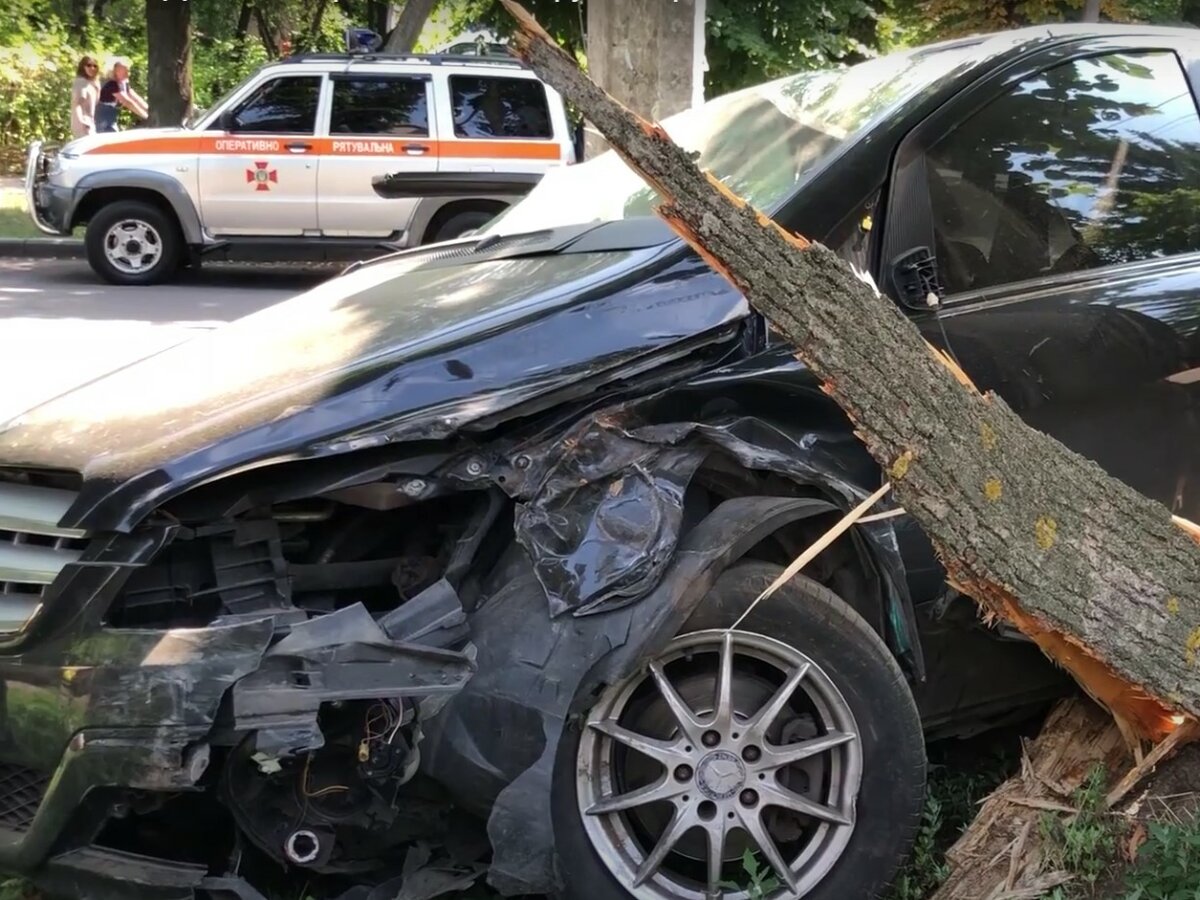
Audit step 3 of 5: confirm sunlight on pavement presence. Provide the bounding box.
[0,317,219,422]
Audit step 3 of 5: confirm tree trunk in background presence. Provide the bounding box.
[366,0,388,37]
[254,6,278,57]
[145,0,193,127]
[1081,0,1102,22]
[70,0,90,35]
[584,0,705,157]
[235,0,254,41]
[1184,0,1200,27]
[305,0,331,48]
[383,0,438,52]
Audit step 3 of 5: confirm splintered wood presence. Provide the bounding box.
[931,699,1128,900]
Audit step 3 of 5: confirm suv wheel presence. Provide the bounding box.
[85,200,182,285]
[551,562,926,900]
[427,208,497,243]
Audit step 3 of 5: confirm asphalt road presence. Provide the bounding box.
[0,258,338,422]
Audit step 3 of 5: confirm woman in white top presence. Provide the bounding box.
[70,55,101,138]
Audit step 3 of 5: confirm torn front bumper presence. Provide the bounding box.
[0,527,273,875]
[0,521,473,897]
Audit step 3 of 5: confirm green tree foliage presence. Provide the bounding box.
[440,0,588,57]
[436,0,882,94]
[705,0,879,95]
[0,0,355,145]
[894,0,1194,41]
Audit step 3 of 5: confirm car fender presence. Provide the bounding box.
[421,495,851,896]
[72,169,204,244]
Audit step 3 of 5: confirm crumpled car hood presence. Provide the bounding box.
[0,244,747,529]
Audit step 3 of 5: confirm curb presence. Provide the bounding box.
[0,237,84,260]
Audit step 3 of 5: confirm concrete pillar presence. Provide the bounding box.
[584,0,706,158]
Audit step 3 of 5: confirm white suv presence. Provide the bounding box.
[25,52,575,285]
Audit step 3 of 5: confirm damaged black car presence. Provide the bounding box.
[6,21,1200,900]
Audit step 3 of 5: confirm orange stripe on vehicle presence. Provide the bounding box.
[85,136,206,154]
[440,140,561,160]
[83,134,562,161]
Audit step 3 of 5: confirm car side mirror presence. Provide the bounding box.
[219,110,237,133]
[889,246,944,310]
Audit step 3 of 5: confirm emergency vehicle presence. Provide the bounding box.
[25,51,575,284]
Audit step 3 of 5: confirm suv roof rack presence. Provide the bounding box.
[280,51,527,69]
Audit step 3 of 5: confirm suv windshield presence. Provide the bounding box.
[485,42,984,237]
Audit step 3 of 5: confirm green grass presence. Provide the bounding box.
[0,878,37,900]
[888,734,1023,900]
[1123,817,1200,899]
[0,189,47,240]
[0,185,81,240]
[1039,764,1121,895]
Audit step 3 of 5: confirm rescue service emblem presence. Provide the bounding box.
[246,161,278,191]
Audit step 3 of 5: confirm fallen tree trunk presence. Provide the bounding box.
[498,0,1200,742]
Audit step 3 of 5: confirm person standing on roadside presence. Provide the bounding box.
[95,56,149,133]
[70,55,101,138]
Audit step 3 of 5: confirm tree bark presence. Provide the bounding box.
[305,0,331,48]
[70,0,91,34]
[254,6,278,57]
[1081,0,1102,22]
[235,0,254,42]
[497,0,1200,740]
[145,0,193,128]
[584,0,704,157]
[383,0,438,53]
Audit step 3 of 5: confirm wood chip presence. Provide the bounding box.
[990,871,1073,900]
[1005,820,1034,891]
[1106,718,1200,809]
[1003,797,1078,814]
[1125,822,1148,863]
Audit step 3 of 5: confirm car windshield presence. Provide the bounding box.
[484,41,985,237]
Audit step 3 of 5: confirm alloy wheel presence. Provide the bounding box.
[103,218,163,275]
[576,629,862,899]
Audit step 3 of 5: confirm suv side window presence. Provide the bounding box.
[450,76,552,139]
[229,76,322,134]
[330,77,429,136]
[927,51,1200,295]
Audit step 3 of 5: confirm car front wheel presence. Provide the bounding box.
[551,562,926,900]
[85,200,182,285]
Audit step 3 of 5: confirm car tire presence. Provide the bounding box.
[550,561,926,900]
[85,200,182,286]
[427,209,498,244]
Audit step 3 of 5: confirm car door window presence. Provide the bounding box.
[330,77,429,136]
[230,76,321,134]
[450,75,552,139]
[926,51,1200,295]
